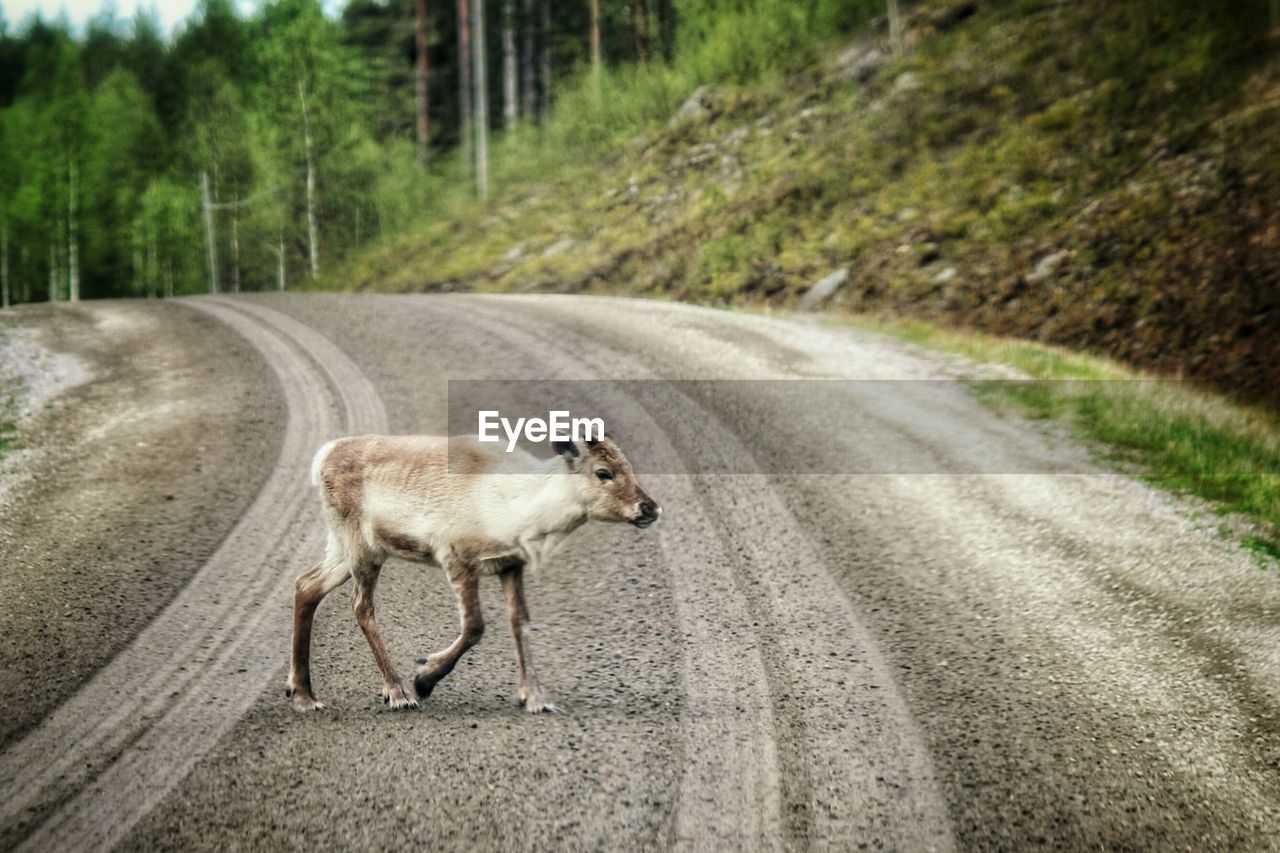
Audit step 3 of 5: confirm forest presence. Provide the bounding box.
[0,0,879,305]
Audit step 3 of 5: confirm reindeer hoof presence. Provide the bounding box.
[414,672,440,700]
[290,693,326,712]
[524,696,565,715]
[384,683,420,710]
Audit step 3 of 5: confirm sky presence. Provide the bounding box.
[0,0,341,36]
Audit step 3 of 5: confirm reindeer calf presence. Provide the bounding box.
[287,434,661,714]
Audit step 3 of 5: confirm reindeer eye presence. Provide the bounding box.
[595,469,614,482]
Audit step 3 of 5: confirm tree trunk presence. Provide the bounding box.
[502,0,518,126]
[887,0,903,58]
[201,171,219,293]
[299,80,320,278]
[67,160,79,303]
[473,0,490,200]
[16,245,26,304]
[521,0,536,119]
[654,0,673,60]
[590,0,601,80]
[539,0,551,113]
[132,220,144,297]
[48,237,58,302]
[635,0,650,62]
[278,229,287,291]
[147,225,158,299]
[230,199,242,293]
[164,258,174,299]
[458,0,474,174]
[416,0,431,164]
[1,223,9,310]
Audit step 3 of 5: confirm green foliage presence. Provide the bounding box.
[0,360,16,460]
[843,316,1280,563]
[0,0,436,299]
[674,0,879,82]
[0,399,16,458]
[992,382,1280,563]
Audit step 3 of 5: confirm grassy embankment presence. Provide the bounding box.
[841,314,1280,562]
[0,333,17,461]
[0,401,15,460]
[331,0,1278,397]
[326,0,1279,560]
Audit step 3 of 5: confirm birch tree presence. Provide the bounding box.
[67,161,79,302]
[298,78,319,277]
[44,42,89,302]
[259,0,352,279]
[91,68,163,299]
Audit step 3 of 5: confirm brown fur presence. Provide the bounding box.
[288,433,660,714]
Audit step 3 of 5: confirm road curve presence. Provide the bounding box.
[0,297,386,849]
[2,293,1277,851]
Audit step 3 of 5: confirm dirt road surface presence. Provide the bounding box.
[0,294,1276,851]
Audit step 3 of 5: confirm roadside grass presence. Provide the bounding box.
[835,314,1280,563]
[0,393,18,461]
[0,328,18,462]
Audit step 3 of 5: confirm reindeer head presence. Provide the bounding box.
[553,436,661,528]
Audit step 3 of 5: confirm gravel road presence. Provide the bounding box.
[0,293,1276,851]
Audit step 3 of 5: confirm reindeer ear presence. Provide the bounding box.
[552,440,579,460]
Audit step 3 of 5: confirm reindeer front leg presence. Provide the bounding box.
[352,559,418,710]
[500,563,562,714]
[414,557,484,699]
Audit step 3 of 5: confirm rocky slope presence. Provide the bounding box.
[336,0,1280,401]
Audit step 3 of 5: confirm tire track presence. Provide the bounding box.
[405,297,788,849]
[0,296,386,850]
[456,295,955,849]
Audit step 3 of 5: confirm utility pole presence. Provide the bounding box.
[201,171,219,293]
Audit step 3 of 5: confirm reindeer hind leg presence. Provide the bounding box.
[414,558,484,700]
[288,534,354,711]
[352,559,418,710]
